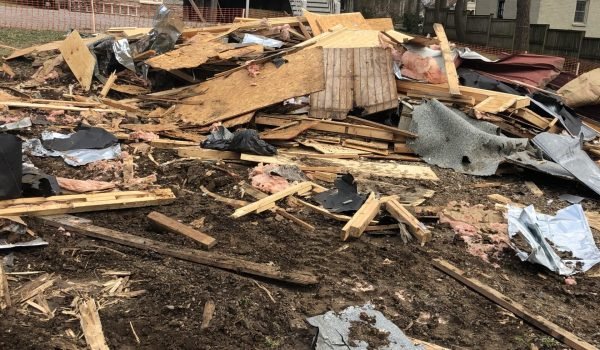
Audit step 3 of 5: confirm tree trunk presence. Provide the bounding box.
[434,0,447,24]
[455,0,466,42]
[514,0,531,52]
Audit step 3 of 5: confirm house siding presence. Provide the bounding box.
[475,0,600,37]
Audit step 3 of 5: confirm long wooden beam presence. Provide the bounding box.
[433,259,598,350]
[37,215,319,286]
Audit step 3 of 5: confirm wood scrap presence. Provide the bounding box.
[99,71,117,98]
[59,30,95,91]
[36,215,319,285]
[177,148,240,160]
[342,139,389,155]
[173,48,325,126]
[201,300,215,330]
[78,298,109,350]
[147,211,216,249]
[341,192,380,240]
[260,120,320,140]
[217,44,264,60]
[381,197,431,245]
[231,182,313,218]
[474,96,516,114]
[432,24,460,96]
[120,123,178,132]
[0,262,11,310]
[0,189,176,217]
[200,185,249,208]
[299,139,368,155]
[366,18,395,31]
[0,101,125,114]
[100,97,140,113]
[433,259,598,350]
[303,9,323,35]
[315,12,371,32]
[146,38,230,70]
[345,116,417,138]
[524,181,544,197]
[6,34,108,60]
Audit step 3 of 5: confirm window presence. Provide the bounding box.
[497,0,505,19]
[574,0,589,23]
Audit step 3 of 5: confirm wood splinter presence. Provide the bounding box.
[147,211,217,249]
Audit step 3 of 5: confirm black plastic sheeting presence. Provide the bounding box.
[458,68,597,140]
[202,126,277,156]
[22,165,60,198]
[42,125,117,152]
[313,174,367,213]
[0,134,22,200]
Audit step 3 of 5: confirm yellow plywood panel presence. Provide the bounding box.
[59,30,96,91]
[366,18,394,31]
[145,35,230,70]
[315,12,371,32]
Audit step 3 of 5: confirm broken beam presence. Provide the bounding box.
[382,197,431,245]
[231,182,314,218]
[147,211,216,249]
[37,215,319,286]
[433,23,460,96]
[433,259,598,350]
[341,192,380,241]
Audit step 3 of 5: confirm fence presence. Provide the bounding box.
[0,0,287,32]
[423,8,600,74]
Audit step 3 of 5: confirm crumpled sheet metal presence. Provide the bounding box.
[0,237,48,250]
[23,131,121,167]
[504,151,574,180]
[508,204,600,275]
[408,99,528,176]
[306,304,422,350]
[149,5,183,54]
[113,38,136,72]
[533,132,600,197]
[0,217,48,250]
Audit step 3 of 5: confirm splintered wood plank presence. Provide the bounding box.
[382,197,431,245]
[341,193,380,240]
[201,300,215,329]
[260,120,320,140]
[432,24,460,96]
[366,18,394,31]
[231,182,314,218]
[37,215,318,285]
[217,44,263,60]
[59,30,95,91]
[177,148,240,160]
[78,298,109,350]
[145,37,230,70]
[299,140,368,155]
[0,189,176,216]
[174,48,325,126]
[0,263,11,310]
[315,12,371,32]
[120,123,177,132]
[513,108,551,129]
[341,140,389,155]
[148,211,216,249]
[99,71,117,98]
[433,259,598,350]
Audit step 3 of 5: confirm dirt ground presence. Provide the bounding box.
[1,38,600,350]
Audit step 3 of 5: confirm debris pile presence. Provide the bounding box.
[1,7,600,350]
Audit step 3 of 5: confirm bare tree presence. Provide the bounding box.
[514,0,531,52]
[454,0,466,41]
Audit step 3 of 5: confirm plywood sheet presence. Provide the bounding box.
[59,30,96,91]
[146,36,230,70]
[299,140,368,155]
[316,30,382,49]
[217,44,264,60]
[310,48,354,119]
[366,18,394,31]
[6,34,108,60]
[324,158,439,181]
[174,48,325,126]
[315,12,370,33]
[303,10,323,35]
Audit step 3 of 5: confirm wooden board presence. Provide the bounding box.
[433,259,598,350]
[524,181,544,197]
[260,120,320,140]
[256,114,409,142]
[366,18,394,31]
[303,9,323,35]
[0,189,176,217]
[217,44,264,60]
[6,34,108,60]
[315,12,371,32]
[323,158,439,181]
[38,215,318,285]
[148,211,216,249]
[474,96,516,114]
[310,48,354,120]
[99,71,117,98]
[382,197,431,245]
[432,24,460,96]
[0,101,125,115]
[120,123,177,132]
[299,140,368,155]
[231,182,314,218]
[316,30,383,48]
[341,193,380,240]
[177,148,240,160]
[0,263,10,310]
[110,84,150,95]
[353,47,398,115]
[59,30,95,91]
[78,298,109,350]
[513,108,551,129]
[174,48,325,126]
[384,29,414,43]
[145,38,230,70]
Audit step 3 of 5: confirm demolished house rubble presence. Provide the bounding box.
[1,6,600,349]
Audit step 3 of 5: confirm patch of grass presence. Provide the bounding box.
[0,28,65,56]
[539,336,561,348]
